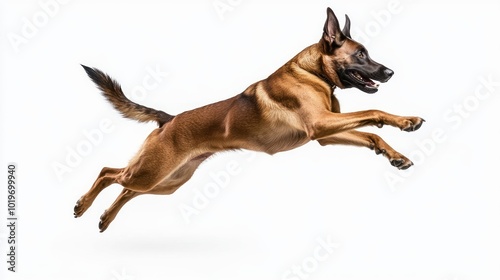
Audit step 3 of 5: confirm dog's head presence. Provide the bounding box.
[320,7,394,94]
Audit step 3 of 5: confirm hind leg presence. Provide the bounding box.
[99,154,212,232]
[98,173,192,232]
[74,167,122,218]
[75,129,171,218]
[99,188,141,232]
[99,181,182,233]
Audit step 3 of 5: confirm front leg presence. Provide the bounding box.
[309,110,424,140]
[317,130,413,169]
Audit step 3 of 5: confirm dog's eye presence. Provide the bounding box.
[357,51,365,59]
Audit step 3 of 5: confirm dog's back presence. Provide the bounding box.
[75,7,423,232]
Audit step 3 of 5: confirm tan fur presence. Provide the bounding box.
[75,8,423,232]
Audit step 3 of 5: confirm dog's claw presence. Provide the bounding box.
[399,161,413,170]
[98,221,105,233]
[390,158,404,167]
[99,210,109,233]
[403,117,425,132]
[390,157,413,170]
[391,158,413,170]
[414,118,426,130]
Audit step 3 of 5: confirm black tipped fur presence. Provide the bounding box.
[81,64,174,127]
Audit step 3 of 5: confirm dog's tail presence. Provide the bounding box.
[81,65,174,127]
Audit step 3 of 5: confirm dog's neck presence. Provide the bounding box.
[319,74,337,90]
[292,43,343,91]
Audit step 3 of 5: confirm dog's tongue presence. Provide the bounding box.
[364,78,379,89]
[354,71,379,88]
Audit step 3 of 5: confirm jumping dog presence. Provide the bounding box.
[75,7,424,232]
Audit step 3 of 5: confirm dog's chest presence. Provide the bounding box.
[253,86,310,154]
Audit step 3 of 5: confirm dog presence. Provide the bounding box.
[75,7,424,232]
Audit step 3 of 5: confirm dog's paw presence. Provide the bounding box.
[400,117,425,132]
[389,156,413,170]
[99,210,111,233]
[74,197,87,218]
[370,142,414,170]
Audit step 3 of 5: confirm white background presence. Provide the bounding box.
[1,0,500,279]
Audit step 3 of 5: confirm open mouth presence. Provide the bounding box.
[348,70,379,90]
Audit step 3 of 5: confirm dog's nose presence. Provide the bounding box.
[384,68,394,78]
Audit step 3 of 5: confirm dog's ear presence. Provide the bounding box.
[342,14,352,39]
[322,7,346,51]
